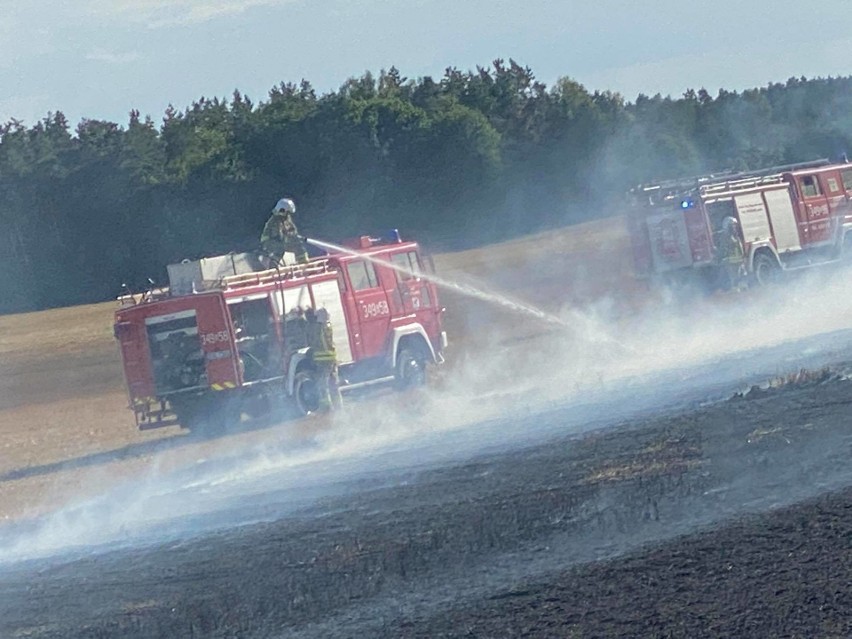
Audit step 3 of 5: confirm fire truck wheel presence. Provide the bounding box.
[171,396,204,431]
[395,346,427,390]
[206,395,241,435]
[751,252,780,287]
[172,395,240,435]
[294,370,322,415]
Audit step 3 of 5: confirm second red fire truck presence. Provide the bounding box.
[113,232,447,431]
[627,158,852,289]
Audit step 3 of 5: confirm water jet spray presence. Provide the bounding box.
[306,237,568,326]
[305,236,632,354]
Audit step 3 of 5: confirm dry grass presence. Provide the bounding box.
[0,301,116,361]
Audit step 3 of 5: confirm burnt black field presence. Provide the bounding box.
[2,368,852,638]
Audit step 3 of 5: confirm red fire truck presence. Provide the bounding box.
[627,159,852,289]
[113,232,447,431]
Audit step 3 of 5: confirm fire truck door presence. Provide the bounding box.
[734,193,772,245]
[194,296,241,389]
[798,175,831,245]
[389,249,432,314]
[627,211,653,275]
[646,211,692,272]
[821,171,847,236]
[344,259,391,360]
[114,320,154,401]
[763,188,801,252]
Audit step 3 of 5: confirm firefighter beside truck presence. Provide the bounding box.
[113,231,447,431]
[627,158,852,290]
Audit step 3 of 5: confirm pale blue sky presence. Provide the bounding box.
[2,0,850,127]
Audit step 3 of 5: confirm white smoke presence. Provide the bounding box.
[3,251,852,564]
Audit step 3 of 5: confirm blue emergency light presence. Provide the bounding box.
[680,198,694,209]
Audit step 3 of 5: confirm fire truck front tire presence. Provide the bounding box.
[395,346,428,390]
[294,370,322,415]
[751,252,780,287]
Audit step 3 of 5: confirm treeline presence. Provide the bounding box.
[1,60,851,312]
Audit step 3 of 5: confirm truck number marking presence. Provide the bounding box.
[201,330,230,346]
[361,301,390,319]
[809,204,829,219]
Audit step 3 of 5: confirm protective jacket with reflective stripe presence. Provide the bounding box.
[307,320,336,363]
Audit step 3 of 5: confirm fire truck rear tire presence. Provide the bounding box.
[172,394,239,435]
[206,395,241,434]
[751,252,780,287]
[171,396,204,431]
[395,346,427,390]
[294,370,322,415]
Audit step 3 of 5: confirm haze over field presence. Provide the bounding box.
[4,250,852,563]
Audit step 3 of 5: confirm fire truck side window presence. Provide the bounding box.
[347,260,378,291]
[230,299,270,337]
[827,177,841,193]
[391,251,421,281]
[841,169,852,193]
[800,176,821,198]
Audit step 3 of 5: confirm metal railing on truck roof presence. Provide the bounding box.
[117,258,337,307]
[631,158,830,204]
[220,258,335,291]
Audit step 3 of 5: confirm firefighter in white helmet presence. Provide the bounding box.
[261,197,309,264]
[715,216,745,290]
[305,307,342,411]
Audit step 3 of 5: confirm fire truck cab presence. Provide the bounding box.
[627,159,852,289]
[114,232,447,431]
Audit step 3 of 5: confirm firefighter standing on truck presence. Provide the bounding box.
[261,197,309,264]
[306,307,342,411]
[715,216,745,291]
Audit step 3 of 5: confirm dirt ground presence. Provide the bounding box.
[2,216,852,638]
